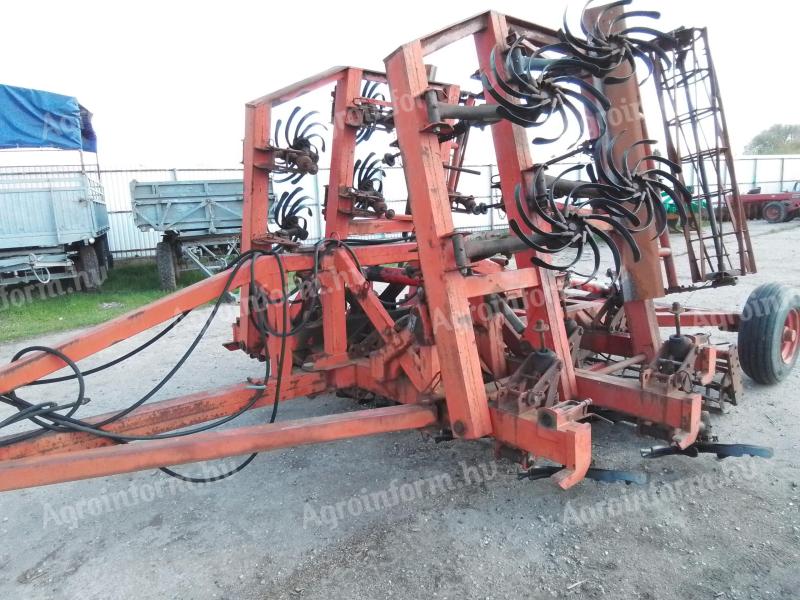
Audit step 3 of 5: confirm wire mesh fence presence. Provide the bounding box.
[1,156,798,259]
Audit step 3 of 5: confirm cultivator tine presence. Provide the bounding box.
[355,80,387,144]
[559,0,676,85]
[508,160,649,283]
[584,136,691,237]
[354,152,386,194]
[519,465,649,485]
[641,442,775,460]
[272,106,328,184]
[272,187,313,241]
[480,44,609,146]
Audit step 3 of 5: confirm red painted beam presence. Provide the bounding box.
[0,371,328,460]
[0,404,439,492]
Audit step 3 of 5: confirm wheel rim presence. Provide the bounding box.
[780,308,800,364]
[765,206,781,221]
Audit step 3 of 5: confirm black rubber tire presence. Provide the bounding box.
[156,241,178,291]
[738,283,800,384]
[94,234,113,272]
[763,201,787,224]
[76,244,103,290]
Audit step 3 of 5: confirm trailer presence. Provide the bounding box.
[0,169,110,286]
[131,179,243,290]
[0,85,109,288]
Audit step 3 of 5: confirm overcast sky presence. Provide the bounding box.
[1,1,797,168]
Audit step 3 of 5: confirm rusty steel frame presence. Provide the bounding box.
[0,10,750,493]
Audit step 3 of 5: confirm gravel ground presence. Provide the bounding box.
[0,220,798,600]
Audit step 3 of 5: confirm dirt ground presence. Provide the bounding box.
[0,220,798,600]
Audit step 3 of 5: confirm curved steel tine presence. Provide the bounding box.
[550,75,611,110]
[284,106,301,148]
[589,224,625,278]
[497,103,551,129]
[633,181,666,236]
[293,110,320,142]
[480,72,528,113]
[533,179,567,231]
[363,160,385,186]
[359,151,378,179]
[551,163,586,198]
[503,42,534,91]
[647,185,670,237]
[509,219,561,254]
[621,139,656,176]
[297,119,326,140]
[280,188,302,223]
[274,191,290,224]
[491,47,534,100]
[594,133,626,186]
[584,197,641,227]
[634,153,682,175]
[594,0,632,37]
[603,45,638,84]
[273,190,289,219]
[620,26,675,41]
[567,181,622,201]
[577,233,600,283]
[303,133,327,153]
[354,158,365,186]
[287,195,313,219]
[632,37,673,70]
[514,184,563,235]
[363,81,378,98]
[534,234,586,272]
[579,0,595,38]
[635,190,657,231]
[627,45,655,85]
[588,214,642,262]
[608,10,661,35]
[561,9,597,54]
[274,119,284,148]
[532,101,569,145]
[646,168,692,199]
[561,96,586,148]
[559,88,608,140]
[647,179,686,231]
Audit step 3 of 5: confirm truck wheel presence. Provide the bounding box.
[763,201,788,224]
[94,234,114,272]
[738,283,800,384]
[156,241,178,291]
[76,244,103,290]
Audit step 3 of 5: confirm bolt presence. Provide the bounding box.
[452,421,466,436]
[669,302,686,336]
[533,319,550,352]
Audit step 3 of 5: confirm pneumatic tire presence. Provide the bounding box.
[738,283,800,384]
[763,201,788,224]
[156,241,178,291]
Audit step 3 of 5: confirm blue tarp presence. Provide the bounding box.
[0,84,97,152]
